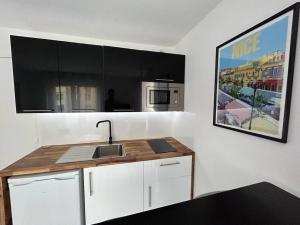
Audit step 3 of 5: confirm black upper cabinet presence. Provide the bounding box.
[10,36,185,113]
[140,51,160,82]
[158,53,185,83]
[11,36,61,113]
[141,51,185,83]
[103,46,142,112]
[58,42,103,112]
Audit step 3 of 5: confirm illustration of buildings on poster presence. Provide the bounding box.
[217,16,289,135]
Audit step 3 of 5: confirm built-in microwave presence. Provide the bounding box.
[142,82,184,112]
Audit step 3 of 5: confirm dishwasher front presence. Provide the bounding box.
[8,170,84,225]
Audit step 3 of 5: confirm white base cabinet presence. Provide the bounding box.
[144,156,192,211]
[83,162,144,225]
[83,155,192,224]
[8,156,192,225]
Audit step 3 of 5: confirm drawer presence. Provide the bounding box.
[144,156,192,180]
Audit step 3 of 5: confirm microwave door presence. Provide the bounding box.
[150,90,170,105]
[146,88,170,110]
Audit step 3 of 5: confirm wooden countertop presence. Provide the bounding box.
[0,137,194,178]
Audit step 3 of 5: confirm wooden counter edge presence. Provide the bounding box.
[0,176,11,225]
[191,152,195,199]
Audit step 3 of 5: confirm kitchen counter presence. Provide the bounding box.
[0,137,194,225]
[0,137,193,177]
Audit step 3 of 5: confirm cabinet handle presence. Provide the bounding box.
[89,172,93,196]
[113,109,134,112]
[155,79,175,82]
[53,177,75,181]
[22,109,54,113]
[148,186,152,207]
[160,162,180,167]
[72,109,96,112]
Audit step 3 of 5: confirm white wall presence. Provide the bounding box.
[0,27,176,169]
[0,58,39,170]
[174,0,300,197]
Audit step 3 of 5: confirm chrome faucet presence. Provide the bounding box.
[96,120,112,144]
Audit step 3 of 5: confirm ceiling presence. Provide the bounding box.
[0,0,221,46]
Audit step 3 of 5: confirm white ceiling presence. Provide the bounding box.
[0,0,221,46]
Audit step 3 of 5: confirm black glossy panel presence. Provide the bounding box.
[158,53,185,83]
[141,51,185,83]
[58,42,103,112]
[11,36,61,113]
[140,51,161,81]
[10,36,185,113]
[103,46,142,112]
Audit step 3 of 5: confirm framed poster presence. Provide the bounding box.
[213,3,299,143]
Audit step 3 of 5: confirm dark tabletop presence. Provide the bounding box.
[98,182,300,225]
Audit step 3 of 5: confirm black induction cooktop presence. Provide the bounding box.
[147,139,177,154]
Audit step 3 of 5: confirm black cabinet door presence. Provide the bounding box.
[11,36,61,113]
[141,51,185,83]
[58,42,103,112]
[140,51,162,82]
[158,53,185,83]
[103,47,142,112]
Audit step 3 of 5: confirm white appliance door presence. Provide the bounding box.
[8,171,83,225]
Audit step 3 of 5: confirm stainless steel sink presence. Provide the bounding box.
[56,144,125,164]
[92,144,125,159]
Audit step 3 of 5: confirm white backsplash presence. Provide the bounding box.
[36,112,178,146]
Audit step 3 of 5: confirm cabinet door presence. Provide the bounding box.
[103,46,142,112]
[58,42,103,112]
[140,51,161,82]
[83,162,144,225]
[11,36,61,113]
[158,53,185,83]
[144,156,192,211]
[141,51,185,83]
